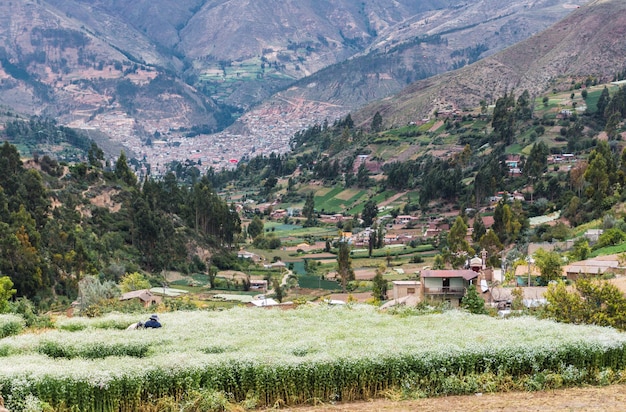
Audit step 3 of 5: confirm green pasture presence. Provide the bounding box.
[314,186,368,212]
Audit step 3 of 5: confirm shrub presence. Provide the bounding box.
[0,314,25,338]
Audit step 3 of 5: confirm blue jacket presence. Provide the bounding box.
[143,319,161,328]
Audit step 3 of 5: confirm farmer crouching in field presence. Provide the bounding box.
[143,314,162,328]
[126,314,162,330]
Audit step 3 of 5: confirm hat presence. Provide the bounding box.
[149,314,159,321]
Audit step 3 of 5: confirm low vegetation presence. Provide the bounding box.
[3,307,626,411]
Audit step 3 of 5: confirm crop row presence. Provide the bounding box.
[2,307,626,410]
[2,341,626,411]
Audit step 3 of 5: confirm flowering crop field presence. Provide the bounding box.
[2,306,626,411]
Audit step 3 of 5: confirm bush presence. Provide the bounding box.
[8,298,53,328]
[0,314,25,338]
[37,340,151,359]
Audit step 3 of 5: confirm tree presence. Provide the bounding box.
[371,264,388,301]
[584,150,609,207]
[596,86,610,117]
[371,111,383,132]
[492,197,526,244]
[479,229,503,268]
[544,281,586,324]
[461,284,487,314]
[263,174,278,195]
[525,142,548,183]
[114,151,137,186]
[491,92,516,144]
[336,241,354,293]
[533,248,563,283]
[356,163,371,188]
[302,192,316,227]
[78,276,119,314]
[87,142,104,168]
[0,225,44,298]
[361,200,378,227]
[0,276,16,313]
[472,215,486,243]
[207,265,218,289]
[545,279,626,330]
[569,237,591,261]
[432,254,445,269]
[447,216,474,268]
[119,272,151,293]
[247,216,264,239]
[272,277,284,303]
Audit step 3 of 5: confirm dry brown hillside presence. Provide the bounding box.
[360,0,626,126]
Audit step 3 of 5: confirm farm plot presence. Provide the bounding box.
[2,307,626,411]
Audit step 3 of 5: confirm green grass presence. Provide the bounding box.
[297,274,341,290]
[591,242,626,258]
[583,87,610,114]
[312,186,370,213]
[505,143,523,154]
[350,244,434,259]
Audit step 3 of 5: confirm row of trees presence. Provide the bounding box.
[0,130,240,307]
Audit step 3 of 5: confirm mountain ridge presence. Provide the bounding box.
[0,0,591,169]
[356,0,626,127]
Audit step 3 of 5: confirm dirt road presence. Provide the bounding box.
[267,385,626,412]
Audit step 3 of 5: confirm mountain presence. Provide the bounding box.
[272,0,583,111]
[0,0,585,167]
[357,0,626,127]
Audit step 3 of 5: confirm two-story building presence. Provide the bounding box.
[421,269,479,306]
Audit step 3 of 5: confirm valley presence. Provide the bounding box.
[4,1,626,411]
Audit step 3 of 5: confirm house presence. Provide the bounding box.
[381,280,421,310]
[487,286,548,310]
[270,209,288,219]
[505,155,522,176]
[395,215,417,225]
[584,229,603,243]
[424,219,449,238]
[420,269,479,306]
[563,259,623,280]
[391,280,421,300]
[263,260,287,269]
[119,289,162,308]
[514,262,543,286]
[250,279,268,291]
[247,297,280,307]
[237,250,262,263]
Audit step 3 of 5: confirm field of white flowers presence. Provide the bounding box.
[2,305,626,411]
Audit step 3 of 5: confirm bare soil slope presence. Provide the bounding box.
[272,384,626,412]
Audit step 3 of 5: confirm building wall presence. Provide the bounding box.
[423,277,465,289]
[392,282,421,300]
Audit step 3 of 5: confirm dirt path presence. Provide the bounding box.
[266,385,626,411]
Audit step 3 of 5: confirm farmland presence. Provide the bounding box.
[2,307,626,411]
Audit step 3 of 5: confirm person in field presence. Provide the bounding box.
[126,314,161,330]
[143,314,162,328]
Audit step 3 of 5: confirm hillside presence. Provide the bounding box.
[271,0,582,111]
[357,0,626,127]
[0,0,584,170]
